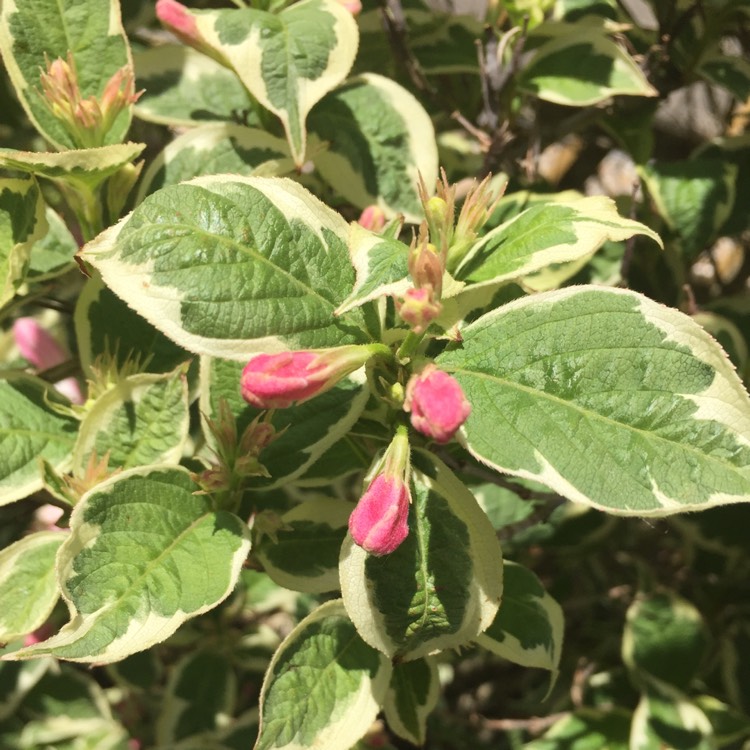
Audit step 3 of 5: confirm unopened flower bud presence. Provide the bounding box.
[241,344,385,409]
[349,430,411,555]
[357,205,386,232]
[156,0,230,67]
[408,238,444,297]
[404,365,471,443]
[396,287,442,334]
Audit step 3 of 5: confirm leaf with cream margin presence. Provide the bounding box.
[340,451,503,660]
[308,73,439,222]
[0,144,146,193]
[437,286,750,516]
[0,373,78,507]
[254,599,391,750]
[184,0,358,165]
[0,532,64,643]
[254,497,351,593]
[26,206,77,282]
[518,25,657,106]
[134,45,257,127]
[0,175,48,308]
[7,466,251,663]
[136,123,295,202]
[0,0,133,149]
[383,657,440,746]
[476,561,564,674]
[72,366,190,473]
[80,175,372,360]
[200,357,370,489]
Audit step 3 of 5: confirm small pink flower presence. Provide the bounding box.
[13,318,84,404]
[396,286,442,334]
[349,474,410,556]
[240,345,380,409]
[349,428,411,556]
[405,365,471,444]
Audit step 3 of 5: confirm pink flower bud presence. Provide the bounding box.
[156,0,230,67]
[13,318,84,404]
[240,345,379,409]
[357,205,385,232]
[349,429,411,555]
[396,287,442,334]
[349,475,410,556]
[405,365,471,444]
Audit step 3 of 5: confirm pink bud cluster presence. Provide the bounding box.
[39,52,141,149]
[405,365,470,444]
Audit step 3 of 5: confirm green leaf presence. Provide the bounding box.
[437,286,750,515]
[0,144,146,193]
[26,206,77,282]
[0,532,64,642]
[255,497,350,593]
[623,591,708,689]
[335,225,410,315]
[74,276,189,377]
[0,658,51,722]
[0,175,48,308]
[631,685,713,750]
[694,695,750,745]
[639,159,736,259]
[80,175,371,359]
[476,560,564,673]
[156,650,237,745]
[383,657,439,746]
[72,366,190,472]
[519,25,657,106]
[309,73,439,222]
[201,357,370,488]
[523,708,631,750]
[9,466,250,662]
[136,123,295,202]
[0,0,133,149]
[340,452,503,660]
[0,373,79,506]
[441,197,660,325]
[134,45,257,127]
[697,51,750,102]
[255,599,391,750]
[191,0,358,165]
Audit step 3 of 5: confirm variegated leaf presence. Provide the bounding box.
[524,709,631,750]
[26,206,77,282]
[309,73,439,222]
[255,599,391,750]
[0,175,48,307]
[80,175,372,359]
[0,532,64,642]
[136,123,294,202]
[437,286,750,515]
[340,451,503,660]
[0,0,132,149]
[8,466,251,663]
[383,657,440,746]
[188,0,358,165]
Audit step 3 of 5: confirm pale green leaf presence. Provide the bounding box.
[476,560,564,673]
[523,708,631,750]
[0,144,146,193]
[437,286,750,515]
[0,175,48,308]
[0,532,64,642]
[9,466,251,662]
[0,373,79,507]
[254,497,350,593]
[340,451,503,660]
[309,73,439,222]
[136,123,294,202]
[192,0,358,164]
[383,657,439,746]
[694,695,750,745]
[81,175,372,359]
[519,26,657,105]
[0,0,133,149]
[72,366,190,473]
[134,45,257,127]
[255,599,391,750]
